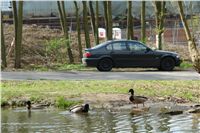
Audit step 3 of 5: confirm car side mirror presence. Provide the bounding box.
[146,48,151,52]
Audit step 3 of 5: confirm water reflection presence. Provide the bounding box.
[1,108,200,133]
[191,113,200,131]
[28,110,31,118]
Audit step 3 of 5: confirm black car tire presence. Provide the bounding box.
[97,58,113,72]
[160,57,175,71]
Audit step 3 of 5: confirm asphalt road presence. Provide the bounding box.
[1,71,200,80]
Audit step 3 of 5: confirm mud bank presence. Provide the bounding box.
[2,93,200,115]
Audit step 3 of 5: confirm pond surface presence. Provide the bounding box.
[1,108,200,133]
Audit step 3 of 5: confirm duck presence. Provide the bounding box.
[69,104,89,113]
[26,100,48,110]
[26,100,31,110]
[129,89,148,108]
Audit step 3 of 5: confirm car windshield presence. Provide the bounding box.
[91,42,108,49]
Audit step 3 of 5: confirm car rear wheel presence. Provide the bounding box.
[160,57,175,71]
[97,58,113,72]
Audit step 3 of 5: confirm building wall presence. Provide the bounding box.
[6,1,162,18]
[2,1,200,19]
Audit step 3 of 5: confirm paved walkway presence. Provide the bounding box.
[1,71,200,80]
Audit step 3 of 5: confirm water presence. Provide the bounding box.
[1,108,200,133]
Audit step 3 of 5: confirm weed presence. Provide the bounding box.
[180,61,193,69]
[1,98,9,106]
[30,96,42,103]
[55,96,81,109]
[45,38,69,63]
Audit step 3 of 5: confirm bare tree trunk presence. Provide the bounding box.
[57,1,64,30]
[12,1,18,67]
[61,1,74,63]
[95,1,99,44]
[154,1,165,50]
[16,1,23,67]
[1,12,7,68]
[127,1,133,40]
[154,2,160,49]
[12,1,23,68]
[103,1,108,40]
[57,1,74,63]
[130,1,134,40]
[7,37,15,60]
[126,1,130,40]
[89,1,95,37]
[141,1,146,43]
[74,1,83,61]
[107,1,112,40]
[178,1,200,73]
[82,1,91,48]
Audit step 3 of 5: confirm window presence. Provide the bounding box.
[106,44,112,50]
[128,42,147,52]
[91,42,107,49]
[112,42,128,51]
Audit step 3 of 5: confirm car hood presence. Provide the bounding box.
[154,50,178,55]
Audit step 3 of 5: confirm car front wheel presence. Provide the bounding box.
[97,58,113,72]
[160,57,175,71]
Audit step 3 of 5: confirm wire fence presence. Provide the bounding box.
[1,0,200,46]
[2,16,200,46]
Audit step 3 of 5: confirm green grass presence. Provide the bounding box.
[24,63,96,71]
[1,80,200,106]
[55,96,82,109]
[5,61,194,72]
[180,61,193,69]
[1,98,9,106]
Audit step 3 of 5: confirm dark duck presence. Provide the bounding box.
[129,89,148,107]
[69,104,90,113]
[26,100,48,110]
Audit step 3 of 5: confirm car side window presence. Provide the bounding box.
[112,42,128,51]
[106,44,112,51]
[128,42,147,52]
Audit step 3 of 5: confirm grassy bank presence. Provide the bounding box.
[23,63,96,71]
[3,61,194,72]
[1,80,200,108]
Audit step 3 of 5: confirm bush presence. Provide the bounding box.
[45,38,69,63]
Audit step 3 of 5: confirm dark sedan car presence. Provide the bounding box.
[82,40,181,71]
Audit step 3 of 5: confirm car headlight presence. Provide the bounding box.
[176,55,180,59]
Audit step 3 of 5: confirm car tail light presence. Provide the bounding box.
[84,52,92,58]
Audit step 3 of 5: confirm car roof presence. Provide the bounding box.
[107,39,141,43]
[90,39,145,49]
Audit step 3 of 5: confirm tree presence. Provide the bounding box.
[127,1,134,40]
[141,1,146,43]
[88,1,99,45]
[1,11,7,68]
[154,1,166,50]
[89,1,95,37]
[57,1,74,63]
[74,1,83,61]
[107,1,112,40]
[103,1,108,40]
[12,1,23,68]
[95,1,99,44]
[82,1,91,48]
[178,1,200,73]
